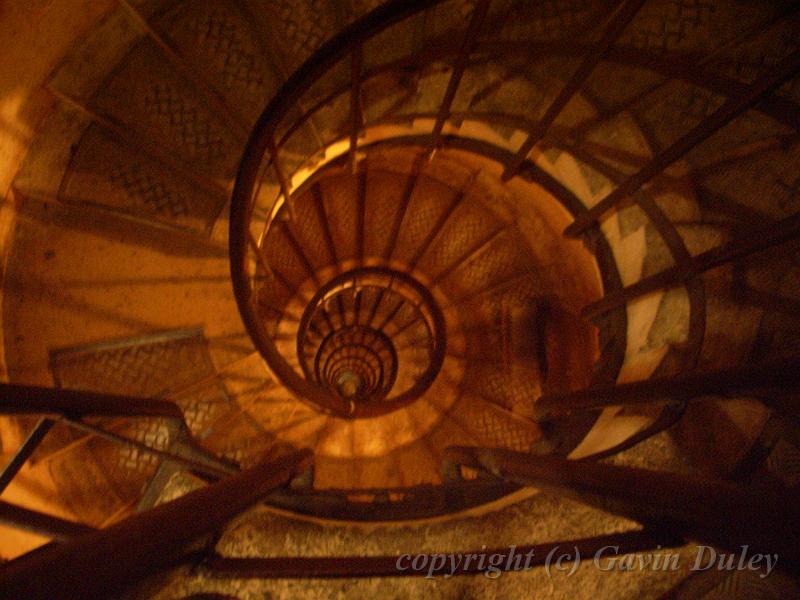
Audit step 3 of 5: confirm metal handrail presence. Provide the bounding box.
[295,266,446,416]
[0,450,313,600]
[227,0,800,505]
[0,383,185,420]
[230,0,449,418]
[228,0,634,422]
[0,383,237,529]
[203,529,674,579]
[443,446,800,572]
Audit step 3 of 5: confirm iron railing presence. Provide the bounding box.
[3,0,800,595]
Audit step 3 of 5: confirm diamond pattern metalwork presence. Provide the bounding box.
[392,178,456,265]
[49,330,222,501]
[702,143,800,218]
[635,82,724,151]
[714,18,800,86]
[461,362,540,413]
[62,126,222,232]
[321,175,359,261]
[456,398,539,452]
[189,8,265,90]
[499,0,592,41]
[47,444,125,526]
[624,0,715,53]
[286,191,332,271]
[417,200,499,278]
[363,171,406,259]
[89,417,171,490]
[173,384,234,440]
[440,231,532,299]
[272,0,337,70]
[144,83,225,162]
[92,39,238,178]
[263,224,312,290]
[108,161,189,218]
[156,0,273,124]
[204,412,275,469]
[256,277,295,336]
[51,330,216,397]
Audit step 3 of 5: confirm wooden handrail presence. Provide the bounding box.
[444,446,800,572]
[533,356,800,419]
[204,529,675,578]
[582,211,800,319]
[502,0,647,180]
[0,449,313,600]
[0,501,95,541]
[564,50,800,237]
[0,383,184,420]
[230,0,445,419]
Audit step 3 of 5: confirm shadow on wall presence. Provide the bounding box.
[0,0,117,197]
[11,190,229,260]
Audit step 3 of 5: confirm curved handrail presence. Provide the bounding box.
[228,0,704,454]
[296,267,446,416]
[312,326,398,400]
[230,0,448,418]
[0,449,313,600]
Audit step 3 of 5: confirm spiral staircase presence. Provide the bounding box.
[1,0,800,598]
